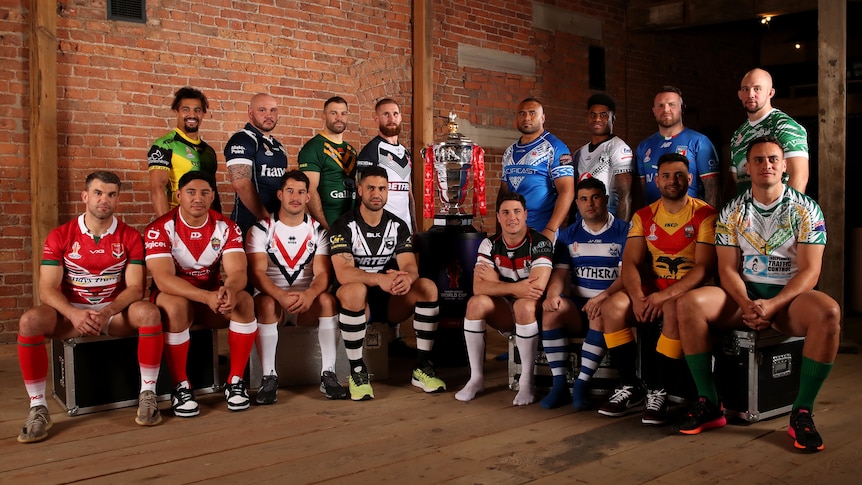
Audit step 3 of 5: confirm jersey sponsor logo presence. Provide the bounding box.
[68,274,117,286]
[389,181,409,191]
[329,190,350,199]
[112,243,124,259]
[89,249,105,254]
[259,164,286,178]
[330,234,346,245]
[355,256,392,267]
[623,146,632,155]
[147,229,160,240]
[366,232,381,238]
[559,154,573,166]
[145,241,167,250]
[575,266,619,280]
[230,145,246,155]
[148,149,167,163]
[211,236,222,252]
[743,255,768,277]
[69,241,82,260]
[507,167,540,175]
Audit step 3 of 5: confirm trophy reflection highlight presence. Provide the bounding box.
[422,113,487,230]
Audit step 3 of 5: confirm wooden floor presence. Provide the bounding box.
[2,324,862,484]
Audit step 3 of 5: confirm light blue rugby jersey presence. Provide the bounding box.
[635,127,719,204]
[501,130,574,231]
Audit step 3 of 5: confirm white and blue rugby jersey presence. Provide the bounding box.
[553,213,628,298]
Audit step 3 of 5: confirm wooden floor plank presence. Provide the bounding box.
[0,321,860,484]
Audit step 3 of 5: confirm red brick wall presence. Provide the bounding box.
[0,0,757,340]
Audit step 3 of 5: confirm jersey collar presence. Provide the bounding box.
[77,214,118,239]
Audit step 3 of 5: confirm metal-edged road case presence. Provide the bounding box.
[52,328,219,416]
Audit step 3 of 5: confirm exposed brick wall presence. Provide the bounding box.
[0,0,758,340]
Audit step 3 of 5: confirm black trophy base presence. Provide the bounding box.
[431,214,476,232]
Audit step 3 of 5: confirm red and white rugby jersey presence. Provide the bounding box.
[42,215,144,305]
[145,208,245,291]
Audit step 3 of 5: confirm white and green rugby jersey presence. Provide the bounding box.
[716,186,826,299]
[729,109,808,194]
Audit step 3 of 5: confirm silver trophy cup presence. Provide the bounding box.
[422,113,486,228]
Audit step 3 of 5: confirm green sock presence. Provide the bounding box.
[685,352,719,405]
[793,357,833,412]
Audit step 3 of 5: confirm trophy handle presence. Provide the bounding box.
[423,145,436,219]
[472,146,487,216]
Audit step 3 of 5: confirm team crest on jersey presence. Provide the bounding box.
[112,243,124,259]
[307,240,316,253]
[384,237,395,250]
[644,148,652,164]
[676,146,688,157]
[69,241,82,260]
[509,176,525,190]
[608,244,621,258]
[684,224,694,238]
[211,236,222,252]
[186,146,195,159]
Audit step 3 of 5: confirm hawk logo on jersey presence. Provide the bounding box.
[112,243,124,259]
[69,241,82,260]
[211,237,222,252]
[656,256,692,278]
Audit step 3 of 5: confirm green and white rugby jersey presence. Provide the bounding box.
[729,109,808,194]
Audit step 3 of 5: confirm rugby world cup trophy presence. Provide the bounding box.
[422,113,487,230]
[417,113,488,365]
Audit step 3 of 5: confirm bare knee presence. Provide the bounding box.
[337,283,367,311]
[254,294,279,322]
[513,298,538,323]
[18,306,56,337]
[317,292,337,316]
[412,277,438,301]
[465,295,494,319]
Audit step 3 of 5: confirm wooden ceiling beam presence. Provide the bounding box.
[628,0,819,31]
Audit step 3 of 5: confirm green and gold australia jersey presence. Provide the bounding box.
[297,133,357,226]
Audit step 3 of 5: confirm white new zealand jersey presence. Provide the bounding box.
[574,135,633,217]
[246,213,329,291]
